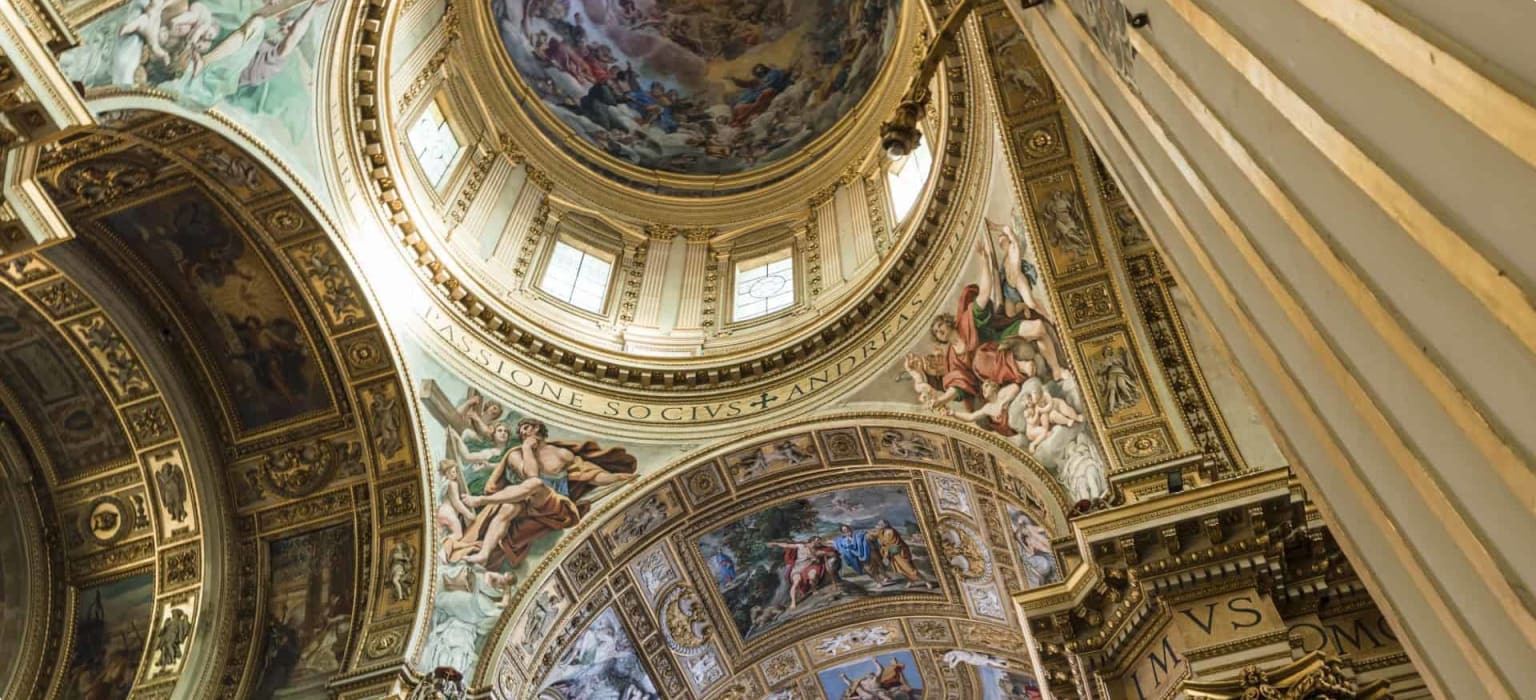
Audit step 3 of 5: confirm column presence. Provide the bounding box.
[631,225,676,327]
[672,229,715,330]
[1003,1,1536,696]
[811,186,843,297]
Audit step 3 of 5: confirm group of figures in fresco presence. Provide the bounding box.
[493,0,901,174]
[902,219,1110,505]
[419,380,638,678]
[541,608,661,699]
[99,193,329,429]
[701,485,938,640]
[62,0,332,150]
[252,524,356,699]
[63,575,154,700]
[821,651,923,700]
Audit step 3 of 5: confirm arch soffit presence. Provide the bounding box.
[21,108,436,697]
[477,411,1070,694]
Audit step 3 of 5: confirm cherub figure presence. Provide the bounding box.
[1022,385,1083,452]
[943,379,1022,435]
[434,459,476,541]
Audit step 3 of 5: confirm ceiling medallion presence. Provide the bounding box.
[259,439,352,498]
[936,518,992,583]
[490,0,906,187]
[660,584,712,655]
[84,494,133,546]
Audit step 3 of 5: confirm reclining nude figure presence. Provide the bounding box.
[448,418,636,567]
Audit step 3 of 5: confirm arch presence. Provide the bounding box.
[462,412,1069,696]
[4,108,434,698]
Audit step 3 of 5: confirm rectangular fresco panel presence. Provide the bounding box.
[539,607,659,699]
[818,649,924,700]
[978,666,1044,700]
[62,572,155,700]
[699,484,938,641]
[1004,504,1061,589]
[98,188,330,430]
[251,523,355,700]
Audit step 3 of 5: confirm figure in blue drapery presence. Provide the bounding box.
[711,551,737,586]
[833,524,879,578]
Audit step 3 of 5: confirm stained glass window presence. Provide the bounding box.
[408,98,462,188]
[539,241,614,313]
[733,252,795,321]
[887,134,933,224]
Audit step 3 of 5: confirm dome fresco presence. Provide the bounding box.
[491,0,902,177]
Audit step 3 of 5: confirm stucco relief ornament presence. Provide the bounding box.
[154,459,190,522]
[152,607,193,672]
[822,429,863,461]
[84,495,132,546]
[1041,189,1094,254]
[632,546,677,596]
[1092,345,1143,415]
[966,583,1006,619]
[878,429,941,461]
[57,157,156,207]
[388,540,416,601]
[368,386,405,458]
[608,492,672,550]
[405,667,466,700]
[259,439,342,498]
[816,624,896,656]
[937,518,992,582]
[942,649,1011,670]
[660,585,712,655]
[684,651,726,688]
[930,474,971,515]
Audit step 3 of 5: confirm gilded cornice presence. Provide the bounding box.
[1181,651,1395,699]
[343,0,992,430]
[1071,468,1290,541]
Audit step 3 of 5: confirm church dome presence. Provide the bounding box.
[491,0,905,183]
[355,0,986,438]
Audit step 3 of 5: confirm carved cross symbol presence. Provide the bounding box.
[751,392,778,410]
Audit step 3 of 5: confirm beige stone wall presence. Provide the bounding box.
[1002,0,1536,697]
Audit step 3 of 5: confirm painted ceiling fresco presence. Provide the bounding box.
[412,349,693,680]
[4,113,431,700]
[93,187,334,431]
[700,483,941,642]
[491,0,902,176]
[475,418,1068,697]
[252,523,356,699]
[62,571,156,700]
[60,0,336,181]
[850,156,1113,506]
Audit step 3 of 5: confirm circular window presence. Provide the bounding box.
[745,274,789,300]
